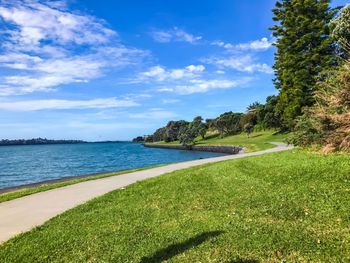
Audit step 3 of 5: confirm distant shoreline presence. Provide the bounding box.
[0,140,130,147]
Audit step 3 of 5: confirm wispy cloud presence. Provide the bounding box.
[150,27,202,44]
[211,37,274,51]
[136,63,252,94]
[139,64,205,82]
[206,37,274,74]
[0,0,147,96]
[162,99,180,104]
[0,98,138,111]
[128,108,178,119]
[0,0,115,47]
[158,78,252,95]
[203,55,273,74]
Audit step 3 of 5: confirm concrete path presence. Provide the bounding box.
[0,142,293,243]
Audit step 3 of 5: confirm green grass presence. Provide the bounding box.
[1,149,349,262]
[0,165,164,203]
[150,130,289,152]
[196,130,288,152]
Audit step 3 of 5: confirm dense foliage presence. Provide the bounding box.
[330,4,350,58]
[134,95,283,145]
[290,55,350,152]
[214,112,243,136]
[270,0,339,129]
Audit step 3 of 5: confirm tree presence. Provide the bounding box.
[132,136,144,142]
[205,119,216,131]
[270,0,339,129]
[152,127,166,142]
[215,112,243,136]
[330,4,350,58]
[246,102,263,112]
[178,126,197,147]
[262,95,281,129]
[239,112,256,129]
[144,135,154,143]
[191,116,208,139]
[198,123,208,139]
[243,123,254,138]
[164,120,188,142]
[242,102,265,129]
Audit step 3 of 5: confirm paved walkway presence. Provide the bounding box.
[0,142,293,243]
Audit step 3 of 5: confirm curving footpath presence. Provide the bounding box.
[0,142,293,243]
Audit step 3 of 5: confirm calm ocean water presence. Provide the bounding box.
[0,142,224,189]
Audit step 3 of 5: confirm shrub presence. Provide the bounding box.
[291,52,350,152]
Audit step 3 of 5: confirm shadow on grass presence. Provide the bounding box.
[249,133,263,138]
[140,230,224,263]
[203,133,221,140]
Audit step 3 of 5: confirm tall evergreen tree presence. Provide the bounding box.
[330,4,350,58]
[270,0,339,129]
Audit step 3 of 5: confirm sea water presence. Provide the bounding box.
[0,142,224,189]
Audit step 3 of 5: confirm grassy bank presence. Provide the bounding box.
[1,149,349,262]
[149,130,289,152]
[0,166,163,203]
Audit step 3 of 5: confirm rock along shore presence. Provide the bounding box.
[143,143,243,155]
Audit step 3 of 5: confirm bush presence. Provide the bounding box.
[288,112,325,147]
[291,53,350,152]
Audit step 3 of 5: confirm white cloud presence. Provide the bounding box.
[236,37,274,51]
[128,109,177,119]
[170,69,186,79]
[0,0,147,96]
[204,55,273,74]
[150,27,202,44]
[150,31,173,43]
[141,66,167,80]
[0,98,138,111]
[0,0,115,47]
[158,77,252,95]
[139,64,205,82]
[186,64,205,72]
[162,99,180,104]
[212,37,274,51]
[138,63,251,95]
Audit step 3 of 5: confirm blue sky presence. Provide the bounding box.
[0,0,347,141]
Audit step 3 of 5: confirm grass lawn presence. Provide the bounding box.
[0,149,349,262]
[149,130,289,152]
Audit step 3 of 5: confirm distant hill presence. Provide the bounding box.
[0,138,87,146]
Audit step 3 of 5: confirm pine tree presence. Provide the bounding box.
[330,4,350,58]
[270,0,339,129]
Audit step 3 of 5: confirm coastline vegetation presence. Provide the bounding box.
[1,150,349,262]
[134,96,283,147]
[147,130,289,153]
[0,138,86,146]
